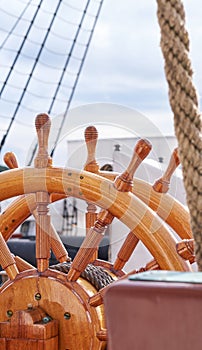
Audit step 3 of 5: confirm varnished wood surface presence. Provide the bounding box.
[84,125,99,173]
[34,113,52,169]
[0,269,106,350]
[113,231,139,270]
[0,167,190,271]
[3,152,19,169]
[0,116,192,350]
[0,171,191,243]
[68,210,114,281]
[0,232,19,280]
[84,125,99,261]
[100,172,192,239]
[114,139,152,192]
[153,148,180,193]
[176,239,195,263]
[2,151,70,263]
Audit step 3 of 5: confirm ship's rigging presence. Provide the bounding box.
[0,0,104,164]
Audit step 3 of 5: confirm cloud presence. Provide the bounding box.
[0,0,201,164]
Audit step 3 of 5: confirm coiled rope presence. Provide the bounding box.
[157,0,202,269]
[50,262,115,291]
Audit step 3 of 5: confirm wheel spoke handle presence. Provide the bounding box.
[153,148,180,193]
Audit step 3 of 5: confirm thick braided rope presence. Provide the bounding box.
[50,262,115,290]
[156,0,202,269]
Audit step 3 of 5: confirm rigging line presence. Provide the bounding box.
[0,78,59,90]
[1,92,53,103]
[0,7,32,23]
[0,0,44,98]
[26,20,90,33]
[23,35,72,50]
[2,46,83,70]
[14,0,28,3]
[62,1,85,13]
[17,0,38,7]
[0,68,76,84]
[0,0,63,154]
[10,118,33,127]
[41,44,76,57]
[0,97,20,105]
[15,103,42,113]
[0,0,32,49]
[22,88,69,102]
[0,114,33,127]
[63,0,97,18]
[18,104,58,117]
[55,14,83,27]
[50,25,92,38]
[0,115,12,120]
[38,54,82,69]
[7,51,66,70]
[0,21,91,38]
[27,0,95,166]
[32,6,81,27]
[48,0,92,115]
[0,28,25,37]
[0,67,41,78]
[50,0,104,158]
[27,75,72,88]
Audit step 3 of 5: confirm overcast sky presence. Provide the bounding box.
[72,0,202,125]
[0,0,201,165]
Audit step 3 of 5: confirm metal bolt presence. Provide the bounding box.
[7,310,13,317]
[35,293,41,301]
[42,316,52,323]
[64,312,71,320]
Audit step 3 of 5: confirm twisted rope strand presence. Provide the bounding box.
[50,262,114,290]
[157,0,202,269]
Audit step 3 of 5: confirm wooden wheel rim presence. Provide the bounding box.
[0,167,190,271]
[0,174,191,242]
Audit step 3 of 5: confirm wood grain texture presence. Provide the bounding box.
[114,139,152,192]
[84,125,99,173]
[0,168,190,271]
[153,148,180,193]
[2,151,70,263]
[68,210,114,281]
[0,269,105,350]
[0,171,191,243]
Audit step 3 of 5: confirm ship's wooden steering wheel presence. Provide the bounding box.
[0,114,192,349]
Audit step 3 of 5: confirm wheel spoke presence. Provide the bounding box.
[153,148,180,193]
[96,328,107,341]
[114,139,152,192]
[14,256,35,272]
[176,238,195,263]
[34,114,66,272]
[67,210,114,281]
[0,232,18,279]
[89,257,160,309]
[84,126,100,260]
[3,136,70,265]
[0,112,193,350]
[113,232,139,271]
[112,138,151,270]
